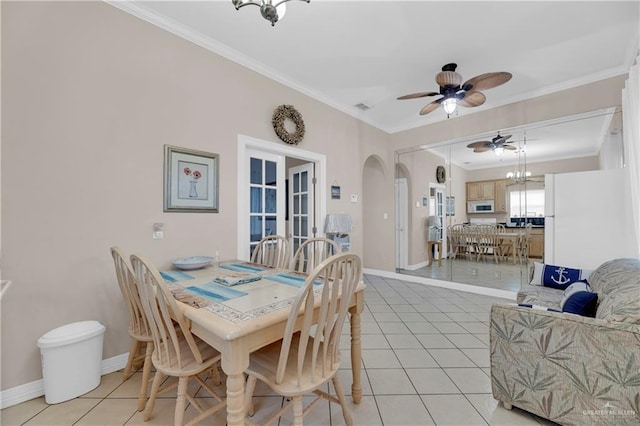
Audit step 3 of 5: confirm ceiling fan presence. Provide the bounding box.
[466,133,516,154]
[397,63,512,116]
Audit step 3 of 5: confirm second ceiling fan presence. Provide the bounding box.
[398,63,512,116]
[467,133,516,153]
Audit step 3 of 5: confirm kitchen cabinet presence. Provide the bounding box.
[466,181,495,201]
[529,228,544,258]
[494,180,507,212]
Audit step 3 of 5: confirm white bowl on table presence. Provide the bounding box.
[172,256,214,270]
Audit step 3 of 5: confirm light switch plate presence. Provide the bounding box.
[350,194,358,203]
[153,223,164,239]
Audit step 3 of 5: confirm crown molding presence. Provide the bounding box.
[106,1,632,136]
[105,1,384,130]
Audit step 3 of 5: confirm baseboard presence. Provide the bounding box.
[363,268,517,300]
[0,352,128,409]
[403,261,427,271]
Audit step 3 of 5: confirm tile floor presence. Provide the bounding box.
[400,258,531,292]
[1,274,556,426]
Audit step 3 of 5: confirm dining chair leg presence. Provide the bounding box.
[137,342,154,411]
[210,363,221,386]
[173,377,189,426]
[292,395,304,426]
[332,376,353,426]
[123,339,140,381]
[245,375,257,417]
[143,371,165,421]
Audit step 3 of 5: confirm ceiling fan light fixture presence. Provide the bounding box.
[442,98,457,115]
[232,0,308,26]
[494,146,504,156]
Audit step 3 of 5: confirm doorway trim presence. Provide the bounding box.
[237,134,327,260]
[395,178,408,270]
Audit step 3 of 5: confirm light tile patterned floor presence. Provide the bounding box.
[1,274,556,426]
[400,258,530,292]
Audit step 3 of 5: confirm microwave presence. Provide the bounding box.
[467,200,495,213]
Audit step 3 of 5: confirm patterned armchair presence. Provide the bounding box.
[490,258,640,425]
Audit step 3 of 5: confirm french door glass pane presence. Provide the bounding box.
[265,188,277,213]
[265,216,276,236]
[265,161,277,186]
[293,194,300,214]
[301,194,308,214]
[250,187,262,213]
[294,217,300,235]
[293,173,300,193]
[250,216,262,242]
[301,171,308,191]
[301,217,308,237]
[250,158,262,185]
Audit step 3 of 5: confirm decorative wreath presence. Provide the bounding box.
[272,105,305,145]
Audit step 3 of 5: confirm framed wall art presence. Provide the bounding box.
[446,196,455,216]
[331,185,341,200]
[164,145,219,213]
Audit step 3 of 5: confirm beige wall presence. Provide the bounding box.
[1,2,391,390]
[0,1,631,394]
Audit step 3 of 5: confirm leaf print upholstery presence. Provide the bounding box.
[491,259,640,424]
[490,302,640,425]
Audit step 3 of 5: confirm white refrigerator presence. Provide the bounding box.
[544,168,637,269]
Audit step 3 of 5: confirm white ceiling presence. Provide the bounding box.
[112,1,638,165]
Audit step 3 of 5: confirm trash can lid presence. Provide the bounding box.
[37,320,106,349]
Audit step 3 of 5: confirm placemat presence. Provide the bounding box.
[263,273,322,288]
[184,282,247,303]
[160,270,195,283]
[220,263,267,273]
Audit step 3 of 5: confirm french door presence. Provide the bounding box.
[288,163,315,256]
[247,150,285,259]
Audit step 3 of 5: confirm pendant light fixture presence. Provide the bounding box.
[231,0,310,26]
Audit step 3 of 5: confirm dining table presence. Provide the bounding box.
[161,260,366,426]
[499,231,524,264]
[450,228,524,264]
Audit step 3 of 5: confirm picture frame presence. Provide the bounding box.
[446,196,455,216]
[164,145,219,213]
[331,185,341,200]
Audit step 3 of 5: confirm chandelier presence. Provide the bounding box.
[231,0,310,26]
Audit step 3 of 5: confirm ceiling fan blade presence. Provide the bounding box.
[459,91,486,107]
[463,72,512,91]
[504,145,517,150]
[397,91,439,100]
[419,100,441,115]
[466,141,490,148]
[473,146,491,153]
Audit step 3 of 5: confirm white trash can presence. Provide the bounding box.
[37,320,106,404]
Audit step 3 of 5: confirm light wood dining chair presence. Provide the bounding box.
[244,253,362,426]
[110,247,154,411]
[290,237,339,274]
[475,225,502,263]
[130,254,226,426]
[251,235,291,269]
[517,223,533,262]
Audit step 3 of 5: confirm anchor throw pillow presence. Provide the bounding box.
[529,261,592,290]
